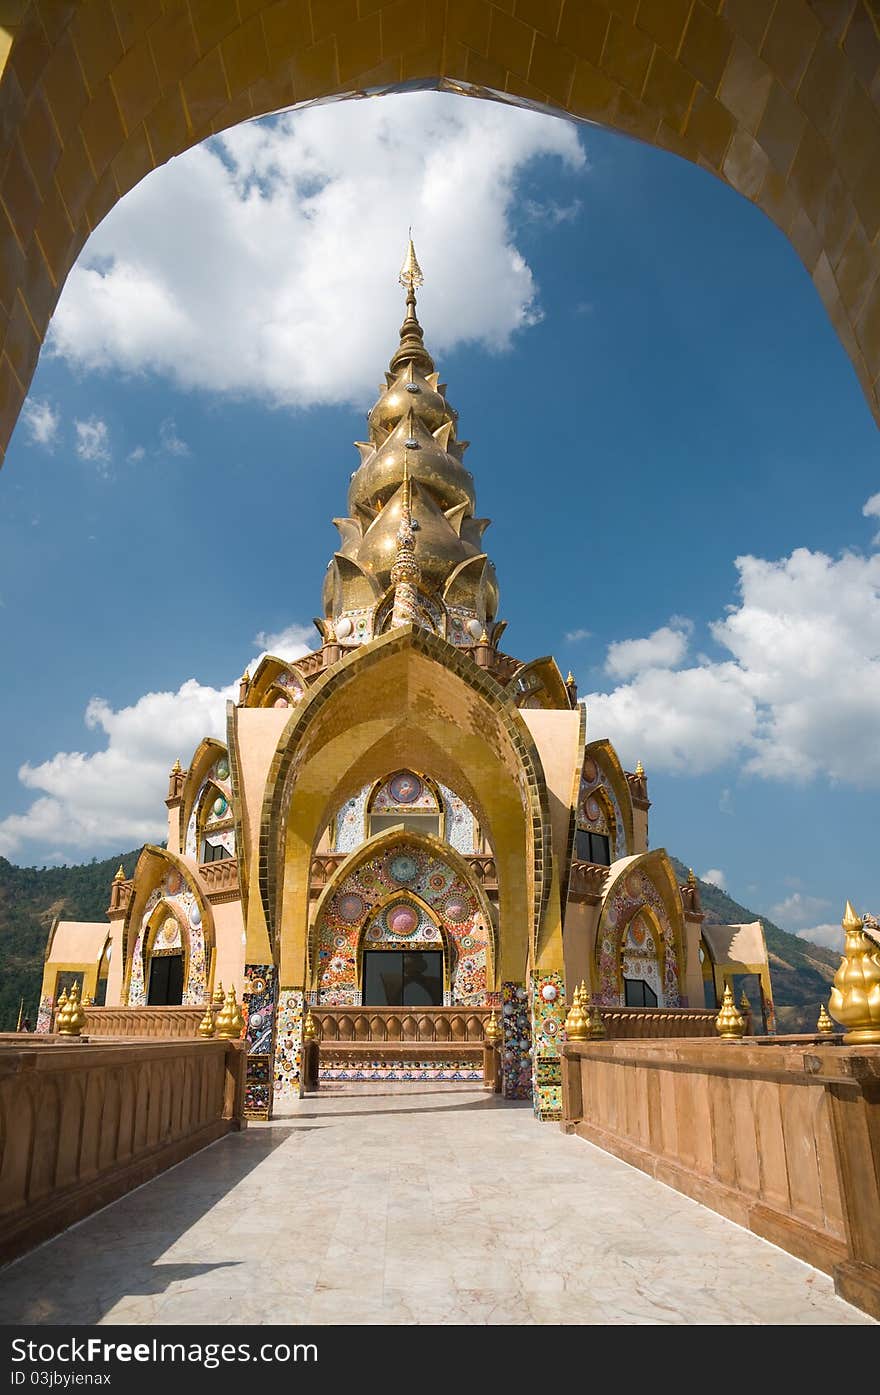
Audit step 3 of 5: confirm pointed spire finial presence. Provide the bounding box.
[171,758,181,774]
[635,759,644,777]
[842,899,863,932]
[113,863,125,882]
[687,867,697,886]
[399,231,424,292]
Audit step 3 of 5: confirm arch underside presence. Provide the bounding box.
[0,2,879,472]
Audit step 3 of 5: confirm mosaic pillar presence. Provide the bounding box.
[243,963,277,1120]
[273,987,305,1099]
[501,982,531,1100]
[530,970,566,1121]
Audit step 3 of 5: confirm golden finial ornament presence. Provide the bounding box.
[566,671,575,685]
[399,232,424,291]
[715,980,746,1040]
[687,867,697,887]
[303,1009,320,1042]
[54,987,69,1031]
[113,863,126,882]
[817,1002,835,1035]
[739,989,751,1013]
[564,992,589,1042]
[81,992,92,1008]
[828,901,880,1044]
[171,758,181,774]
[57,980,86,1037]
[483,1010,502,1045]
[214,984,244,1040]
[212,981,224,1008]
[588,1004,606,1039]
[198,1005,216,1038]
[635,759,644,777]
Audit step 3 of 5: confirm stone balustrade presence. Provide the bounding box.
[197,857,240,900]
[598,1007,719,1039]
[80,1006,206,1038]
[0,1038,246,1264]
[309,853,346,889]
[465,855,497,890]
[562,1037,880,1319]
[313,1006,490,1042]
[567,861,610,903]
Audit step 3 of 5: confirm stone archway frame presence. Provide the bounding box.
[362,768,446,843]
[618,903,665,1003]
[141,899,190,1001]
[1,3,880,469]
[594,849,687,1005]
[120,844,214,1003]
[256,625,555,986]
[178,736,228,854]
[307,823,498,996]
[583,738,635,856]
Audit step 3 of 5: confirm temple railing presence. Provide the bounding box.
[312,1006,490,1042]
[567,861,609,903]
[0,1038,246,1264]
[561,1037,880,1320]
[597,1007,719,1039]
[81,1006,205,1038]
[197,858,240,900]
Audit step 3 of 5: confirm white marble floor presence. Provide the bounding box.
[0,1086,873,1325]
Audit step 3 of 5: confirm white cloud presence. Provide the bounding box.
[127,445,145,463]
[253,623,315,663]
[0,623,315,860]
[75,416,110,465]
[47,94,585,410]
[861,491,880,545]
[158,419,189,456]
[796,924,845,953]
[718,787,734,815]
[700,868,726,890]
[20,398,59,449]
[605,623,691,680]
[565,627,591,643]
[585,539,880,785]
[770,891,831,929]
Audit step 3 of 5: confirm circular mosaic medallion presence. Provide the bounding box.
[388,853,418,883]
[158,916,178,947]
[459,934,475,951]
[583,758,598,784]
[544,1019,559,1038]
[442,894,469,924]
[212,795,228,817]
[540,983,558,1003]
[629,920,647,947]
[250,976,267,996]
[189,903,202,928]
[333,934,348,950]
[423,925,440,940]
[389,772,422,804]
[584,797,601,822]
[386,903,420,937]
[337,892,366,923]
[215,757,229,781]
[165,870,182,895]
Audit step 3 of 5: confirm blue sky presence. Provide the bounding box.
[1,92,878,951]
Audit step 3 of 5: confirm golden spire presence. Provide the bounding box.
[687,867,697,886]
[566,671,575,685]
[171,758,181,774]
[829,900,880,1044]
[113,863,126,882]
[842,899,862,931]
[635,759,645,777]
[817,1002,835,1035]
[715,980,745,1040]
[399,232,424,291]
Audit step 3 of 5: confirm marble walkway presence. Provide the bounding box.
[0,1087,873,1326]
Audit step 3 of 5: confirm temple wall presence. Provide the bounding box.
[211,898,246,996]
[561,900,600,999]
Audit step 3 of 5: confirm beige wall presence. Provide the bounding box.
[562,899,600,1000]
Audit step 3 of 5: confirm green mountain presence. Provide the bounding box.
[668,857,840,1032]
[0,849,841,1033]
[0,850,140,1030]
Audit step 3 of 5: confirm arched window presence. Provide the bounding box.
[197,781,234,864]
[576,783,616,865]
[366,771,442,840]
[620,913,663,1007]
[143,907,186,1006]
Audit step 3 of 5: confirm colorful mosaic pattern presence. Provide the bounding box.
[530,970,565,1121]
[596,868,681,1008]
[320,1062,483,1082]
[185,759,234,859]
[127,872,208,1006]
[35,994,52,1033]
[244,963,277,1056]
[621,914,662,1002]
[333,777,477,855]
[372,771,437,810]
[501,982,531,1100]
[446,605,479,648]
[579,756,626,858]
[244,1055,272,1119]
[274,988,304,1097]
[315,842,489,1006]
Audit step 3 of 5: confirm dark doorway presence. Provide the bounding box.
[623,977,658,1007]
[147,953,184,1005]
[362,950,443,1006]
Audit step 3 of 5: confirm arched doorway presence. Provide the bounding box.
[1,3,880,470]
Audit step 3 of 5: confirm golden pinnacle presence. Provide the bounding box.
[483,1010,502,1045]
[303,1009,320,1042]
[687,868,697,887]
[828,900,880,1044]
[715,980,746,1040]
[171,758,181,773]
[198,1005,216,1038]
[212,981,224,1008]
[635,759,644,777]
[817,1002,835,1035]
[113,864,126,882]
[57,980,86,1037]
[588,1005,606,1040]
[564,994,589,1042]
[54,987,69,1031]
[215,984,244,1039]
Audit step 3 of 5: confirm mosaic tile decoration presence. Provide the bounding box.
[501,982,531,1100]
[35,994,52,1033]
[530,970,565,1121]
[244,963,277,1056]
[185,759,234,859]
[274,988,304,1097]
[596,868,681,1008]
[579,756,626,858]
[315,841,489,1006]
[621,914,662,1003]
[320,1063,483,1082]
[244,1054,272,1120]
[333,776,477,855]
[127,871,208,1006]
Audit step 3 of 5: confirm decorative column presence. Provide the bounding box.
[501,983,531,1099]
[165,759,185,855]
[626,760,651,854]
[241,964,278,1120]
[679,868,706,1008]
[530,970,567,1121]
